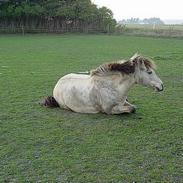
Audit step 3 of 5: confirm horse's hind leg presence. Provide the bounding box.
[111,104,136,114]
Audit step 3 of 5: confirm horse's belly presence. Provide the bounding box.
[53,74,98,113]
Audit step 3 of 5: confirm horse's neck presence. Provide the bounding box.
[116,75,136,96]
[93,74,135,95]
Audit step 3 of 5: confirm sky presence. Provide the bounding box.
[92,0,183,21]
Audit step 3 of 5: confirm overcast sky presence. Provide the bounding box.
[92,0,183,21]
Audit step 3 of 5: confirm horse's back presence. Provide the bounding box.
[54,73,91,89]
[61,73,90,80]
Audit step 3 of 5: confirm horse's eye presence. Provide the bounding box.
[147,71,152,74]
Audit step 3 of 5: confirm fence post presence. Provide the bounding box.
[107,23,110,34]
[21,25,25,36]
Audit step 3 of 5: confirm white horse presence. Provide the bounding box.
[43,54,163,114]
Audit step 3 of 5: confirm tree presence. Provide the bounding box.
[120,18,140,24]
[143,18,164,25]
[119,17,164,25]
[0,0,117,33]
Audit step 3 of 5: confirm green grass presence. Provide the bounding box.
[0,34,183,182]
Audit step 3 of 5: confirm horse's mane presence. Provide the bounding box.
[90,54,156,76]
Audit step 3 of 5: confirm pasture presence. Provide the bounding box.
[119,24,183,38]
[0,34,183,182]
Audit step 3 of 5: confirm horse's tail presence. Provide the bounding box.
[42,96,60,108]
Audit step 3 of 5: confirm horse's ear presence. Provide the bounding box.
[130,53,139,61]
[131,54,146,70]
[130,53,140,66]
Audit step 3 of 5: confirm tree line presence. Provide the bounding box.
[0,0,116,33]
[119,17,164,25]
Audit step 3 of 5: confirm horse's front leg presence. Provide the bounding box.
[124,100,137,109]
[110,103,136,114]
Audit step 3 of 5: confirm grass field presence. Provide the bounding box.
[118,24,183,38]
[0,34,183,182]
[126,24,183,30]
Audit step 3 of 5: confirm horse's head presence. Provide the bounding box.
[131,54,164,92]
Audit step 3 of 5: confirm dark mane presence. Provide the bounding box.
[90,54,156,76]
[108,61,135,74]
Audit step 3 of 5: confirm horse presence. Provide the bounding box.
[43,54,164,114]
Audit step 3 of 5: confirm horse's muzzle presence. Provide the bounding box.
[156,84,164,92]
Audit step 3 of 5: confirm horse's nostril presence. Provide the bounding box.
[156,84,164,92]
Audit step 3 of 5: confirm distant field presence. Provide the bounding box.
[127,24,183,30]
[118,24,183,37]
[0,34,183,182]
